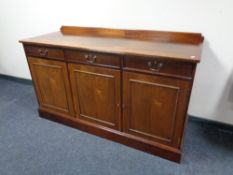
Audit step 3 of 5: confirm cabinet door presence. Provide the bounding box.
[28,57,74,115]
[69,64,121,130]
[123,71,191,147]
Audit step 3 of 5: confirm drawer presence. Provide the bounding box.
[124,56,194,79]
[66,50,121,68]
[24,45,65,60]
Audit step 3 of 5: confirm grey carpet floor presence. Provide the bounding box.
[0,78,233,175]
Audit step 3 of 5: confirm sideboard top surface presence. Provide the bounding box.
[20,26,204,63]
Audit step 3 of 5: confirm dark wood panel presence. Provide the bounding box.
[66,49,121,68]
[28,57,74,115]
[124,56,195,80]
[69,64,121,130]
[123,71,192,147]
[25,45,64,60]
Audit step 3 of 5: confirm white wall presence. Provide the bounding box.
[0,0,233,124]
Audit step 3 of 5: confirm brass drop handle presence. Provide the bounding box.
[147,60,164,71]
[85,54,97,63]
[38,48,48,57]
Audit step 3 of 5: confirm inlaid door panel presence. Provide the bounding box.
[69,64,121,130]
[123,71,191,147]
[28,57,74,115]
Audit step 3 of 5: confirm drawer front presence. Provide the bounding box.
[66,50,121,68]
[25,45,65,60]
[124,56,194,79]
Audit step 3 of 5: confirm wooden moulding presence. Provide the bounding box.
[39,107,181,163]
[60,26,204,44]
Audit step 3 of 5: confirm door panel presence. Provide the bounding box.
[123,71,191,147]
[28,57,74,115]
[69,64,121,130]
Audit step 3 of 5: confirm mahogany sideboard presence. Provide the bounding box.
[20,26,204,162]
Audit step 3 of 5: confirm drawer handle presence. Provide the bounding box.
[147,61,164,71]
[38,48,48,57]
[85,54,97,63]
